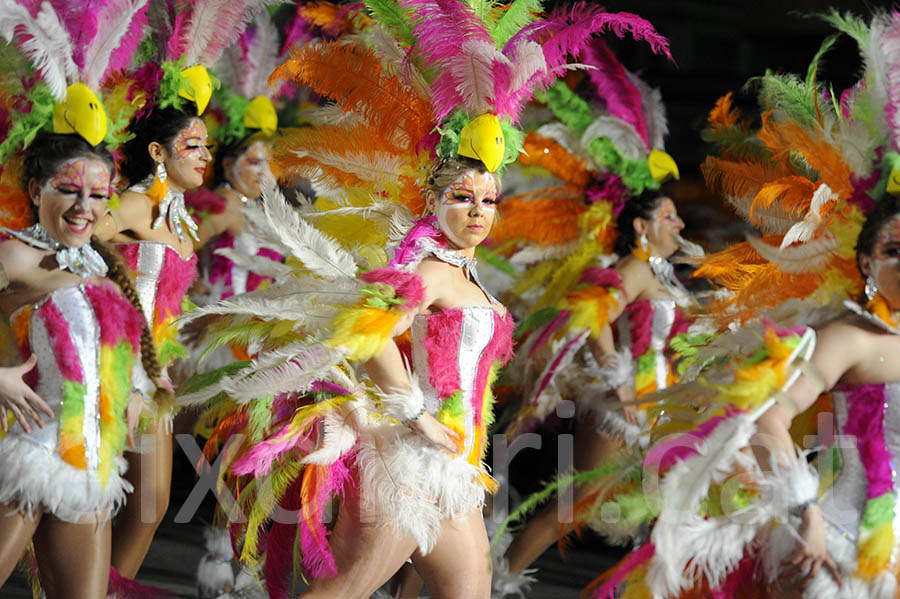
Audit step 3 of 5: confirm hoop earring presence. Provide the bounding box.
[865,275,878,301]
[156,161,167,183]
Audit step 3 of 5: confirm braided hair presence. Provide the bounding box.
[89,240,164,393]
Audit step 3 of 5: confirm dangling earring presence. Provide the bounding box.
[639,233,649,253]
[146,160,168,205]
[156,160,167,182]
[865,275,878,301]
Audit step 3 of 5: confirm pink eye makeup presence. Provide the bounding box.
[440,173,498,210]
[173,119,207,159]
[654,198,678,224]
[48,158,110,197]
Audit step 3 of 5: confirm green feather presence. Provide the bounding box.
[363,0,416,47]
[514,307,561,338]
[465,0,495,25]
[805,34,838,89]
[817,8,870,49]
[490,0,543,48]
[179,360,252,397]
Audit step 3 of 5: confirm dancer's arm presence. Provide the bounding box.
[94,191,150,240]
[752,320,863,587]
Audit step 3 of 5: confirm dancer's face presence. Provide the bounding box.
[227,140,270,199]
[639,197,684,259]
[161,118,212,191]
[865,214,900,310]
[30,157,112,248]
[428,169,499,250]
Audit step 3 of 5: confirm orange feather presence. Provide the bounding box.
[520,133,591,187]
[492,187,587,246]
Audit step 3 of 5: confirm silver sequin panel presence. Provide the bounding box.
[132,241,166,326]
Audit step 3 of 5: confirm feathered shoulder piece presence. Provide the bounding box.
[694,10,900,326]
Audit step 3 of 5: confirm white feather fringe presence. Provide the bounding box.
[197,526,235,599]
[0,435,131,522]
[356,427,490,554]
[376,377,426,423]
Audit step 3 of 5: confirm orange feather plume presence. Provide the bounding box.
[707,92,746,134]
[520,133,591,187]
[492,186,587,247]
[0,156,35,231]
[270,41,431,149]
[757,113,853,201]
[752,175,817,220]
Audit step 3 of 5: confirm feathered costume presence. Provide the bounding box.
[572,10,900,598]
[179,0,677,595]
[0,0,153,522]
[106,1,276,398]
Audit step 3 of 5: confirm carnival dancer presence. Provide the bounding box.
[94,0,268,578]
[0,5,163,593]
[584,10,900,597]
[177,1,673,597]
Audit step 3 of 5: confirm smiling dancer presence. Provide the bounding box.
[0,3,162,595]
[94,1,268,579]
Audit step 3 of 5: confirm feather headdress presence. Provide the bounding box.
[693,11,900,326]
[0,0,150,228]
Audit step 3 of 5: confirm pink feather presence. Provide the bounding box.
[104,0,149,76]
[360,267,426,311]
[511,3,672,93]
[230,420,316,477]
[49,0,98,70]
[401,0,499,120]
[882,12,900,150]
[388,215,443,267]
[297,454,355,580]
[583,39,648,146]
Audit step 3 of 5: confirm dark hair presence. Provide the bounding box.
[23,133,115,189]
[212,132,263,188]
[855,195,900,274]
[120,105,197,186]
[613,190,665,256]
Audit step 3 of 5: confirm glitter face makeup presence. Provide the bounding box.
[866,214,900,312]
[164,118,211,191]
[38,158,112,247]
[432,170,498,250]
[229,140,270,199]
[645,197,684,259]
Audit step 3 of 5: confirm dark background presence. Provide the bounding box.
[579,0,891,246]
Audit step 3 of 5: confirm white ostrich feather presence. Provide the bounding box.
[628,72,668,150]
[452,39,508,115]
[212,248,294,279]
[581,115,647,160]
[240,11,280,98]
[534,122,594,163]
[181,0,274,66]
[293,147,407,187]
[358,26,430,101]
[509,242,579,265]
[298,103,362,127]
[81,0,148,89]
[0,0,77,99]
[506,38,547,93]
[258,176,359,280]
[301,410,357,465]
[779,183,835,249]
[749,231,838,274]
[221,345,347,403]
[724,194,796,236]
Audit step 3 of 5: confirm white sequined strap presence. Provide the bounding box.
[377,376,426,423]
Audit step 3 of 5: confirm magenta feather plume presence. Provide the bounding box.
[105,0,149,76]
[389,215,443,267]
[264,479,302,599]
[230,420,317,477]
[50,0,98,70]
[164,1,190,60]
[582,39,647,146]
[401,0,502,120]
[297,454,355,579]
[511,3,672,92]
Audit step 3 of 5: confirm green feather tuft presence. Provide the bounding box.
[179,360,252,397]
[490,0,543,48]
[363,0,416,47]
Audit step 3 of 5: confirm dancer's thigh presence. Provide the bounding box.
[0,503,41,585]
[413,509,491,599]
[33,512,111,599]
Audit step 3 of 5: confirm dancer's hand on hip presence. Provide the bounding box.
[0,354,52,433]
[410,412,462,454]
